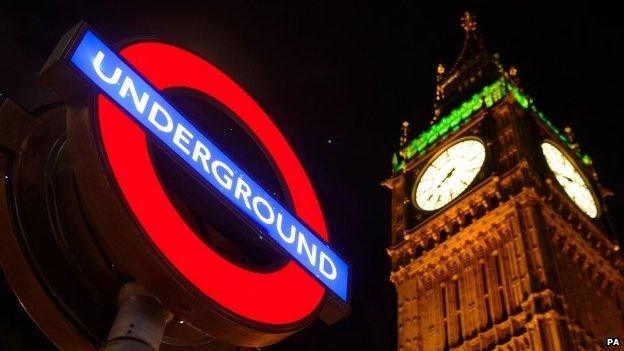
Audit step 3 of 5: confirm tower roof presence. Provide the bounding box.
[434,12,503,119]
[392,12,594,175]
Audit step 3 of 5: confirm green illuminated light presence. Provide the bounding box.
[399,78,507,163]
[392,78,592,173]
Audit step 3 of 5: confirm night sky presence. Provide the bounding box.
[2,1,624,350]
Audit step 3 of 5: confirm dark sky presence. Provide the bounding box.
[2,1,624,350]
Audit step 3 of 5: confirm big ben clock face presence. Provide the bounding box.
[413,138,486,211]
[540,141,599,218]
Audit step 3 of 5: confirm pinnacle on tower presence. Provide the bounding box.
[433,11,501,117]
[461,11,477,32]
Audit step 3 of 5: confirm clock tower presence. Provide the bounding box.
[384,12,624,350]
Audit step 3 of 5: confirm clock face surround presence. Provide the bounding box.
[540,141,599,218]
[413,137,487,211]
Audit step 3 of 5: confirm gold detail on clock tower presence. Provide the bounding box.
[384,12,624,351]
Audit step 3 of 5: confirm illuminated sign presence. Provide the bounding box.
[68,30,349,310]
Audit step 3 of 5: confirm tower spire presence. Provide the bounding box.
[460,11,477,33]
[433,11,502,119]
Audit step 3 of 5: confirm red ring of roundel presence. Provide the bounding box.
[96,41,328,325]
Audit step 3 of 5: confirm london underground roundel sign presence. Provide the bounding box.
[41,23,349,345]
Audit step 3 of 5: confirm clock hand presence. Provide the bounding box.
[437,168,455,188]
[553,172,596,208]
[554,171,575,184]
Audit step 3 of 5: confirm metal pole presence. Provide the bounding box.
[100,282,172,351]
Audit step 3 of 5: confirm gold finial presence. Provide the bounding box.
[461,11,477,32]
[437,63,445,75]
[400,121,410,147]
[434,64,445,117]
[563,126,575,143]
